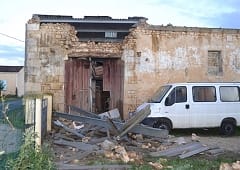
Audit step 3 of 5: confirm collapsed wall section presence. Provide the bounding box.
[25,21,123,112]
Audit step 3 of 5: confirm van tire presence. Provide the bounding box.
[220,121,236,136]
[153,119,171,131]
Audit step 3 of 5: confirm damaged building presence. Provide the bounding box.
[25,14,240,119]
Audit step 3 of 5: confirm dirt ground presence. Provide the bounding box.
[196,136,240,153]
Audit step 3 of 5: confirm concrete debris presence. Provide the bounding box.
[174,137,187,145]
[220,161,240,170]
[148,162,164,170]
[72,121,84,130]
[99,108,120,119]
[100,139,116,150]
[232,161,240,170]
[0,151,5,156]
[192,133,200,141]
[113,145,130,163]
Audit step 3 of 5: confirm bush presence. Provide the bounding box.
[6,132,56,170]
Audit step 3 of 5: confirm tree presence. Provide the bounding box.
[0,80,6,97]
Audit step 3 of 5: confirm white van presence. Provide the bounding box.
[141,82,240,136]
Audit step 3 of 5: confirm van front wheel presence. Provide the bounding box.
[220,121,236,136]
[153,119,171,131]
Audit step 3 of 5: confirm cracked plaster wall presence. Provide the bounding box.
[122,26,240,118]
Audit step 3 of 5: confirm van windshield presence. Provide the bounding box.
[149,85,172,103]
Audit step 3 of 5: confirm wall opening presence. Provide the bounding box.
[65,58,123,115]
[208,50,223,76]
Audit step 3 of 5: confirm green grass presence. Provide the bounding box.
[6,132,56,170]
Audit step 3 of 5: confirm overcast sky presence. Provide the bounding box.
[0,0,240,66]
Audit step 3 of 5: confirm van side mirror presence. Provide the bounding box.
[165,97,170,106]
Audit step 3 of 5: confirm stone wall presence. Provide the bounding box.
[122,25,240,118]
[25,19,240,117]
[25,22,122,111]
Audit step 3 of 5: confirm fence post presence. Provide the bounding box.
[44,94,52,132]
[25,94,52,146]
[35,98,42,146]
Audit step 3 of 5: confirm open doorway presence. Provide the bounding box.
[65,58,123,115]
[91,59,110,113]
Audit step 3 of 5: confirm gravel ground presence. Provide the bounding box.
[171,134,240,154]
[0,124,22,154]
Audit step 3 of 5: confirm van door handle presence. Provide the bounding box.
[185,104,190,109]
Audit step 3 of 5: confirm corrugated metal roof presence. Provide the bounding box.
[32,14,147,24]
[0,66,23,72]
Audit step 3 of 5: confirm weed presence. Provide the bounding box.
[6,132,56,170]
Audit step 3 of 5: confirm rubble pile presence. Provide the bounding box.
[51,105,226,169]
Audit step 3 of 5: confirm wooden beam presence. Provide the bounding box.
[179,146,209,159]
[56,163,131,170]
[69,105,100,119]
[149,142,203,157]
[117,104,151,138]
[53,112,168,138]
[54,139,99,152]
[106,118,120,136]
[53,120,85,138]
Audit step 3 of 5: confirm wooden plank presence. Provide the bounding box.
[54,139,99,152]
[106,118,120,136]
[88,137,109,145]
[69,105,100,119]
[179,146,209,159]
[53,120,85,138]
[207,148,225,155]
[117,104,151,138]
[63,150,93,164]
[149,142,203,157]
[53,112,168,138]
[56,163,131,170]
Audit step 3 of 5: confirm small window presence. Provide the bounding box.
[208,51,223,76]
[220,86,240,102]
[193,86,216,102]
[105,32,117,38]
[0,80,7,91]
[165,86,187,106]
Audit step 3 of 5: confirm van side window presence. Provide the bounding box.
[220,86,240,102]
[165,86,187,106]
[193,86,216,102]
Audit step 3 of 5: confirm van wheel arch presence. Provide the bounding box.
[220,118,236,136]
[153,118,172,131]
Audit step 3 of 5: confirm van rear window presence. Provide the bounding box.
[220,86,240,102]
[192,86,216,102]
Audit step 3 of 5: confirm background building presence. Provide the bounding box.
[0,66,24,97]
[25,14,240,118]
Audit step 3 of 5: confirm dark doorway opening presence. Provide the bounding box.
[91,59,112,113]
